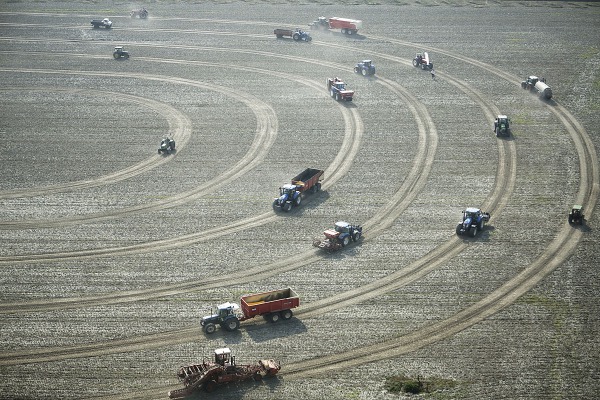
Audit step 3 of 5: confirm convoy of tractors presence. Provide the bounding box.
[84,8,579,398]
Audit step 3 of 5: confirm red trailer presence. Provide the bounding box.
[201,288,300,334]
[310,16,362,35]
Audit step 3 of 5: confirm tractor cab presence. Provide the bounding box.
[217,302,239,318]
[361,60,372,67]
[280,184,298,197]
[527,76,539,85]
[463,208,481,221]
[334,80,346,90]
[114,46,124,53]
[214,348,235,367]
[334,221,350,234]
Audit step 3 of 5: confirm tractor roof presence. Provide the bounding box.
[572,204,583,210]
[497,115,508,119]
[335,221,350,229]
[528,75,538,80]
[465,207,480,213]
[362,60,372,63]
[215,348,231,356]
[282,183,296,190]
[217,302,239,310]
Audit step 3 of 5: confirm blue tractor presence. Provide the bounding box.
[456,208,491,237]
[354,60,375,76]
[273,184,302,212]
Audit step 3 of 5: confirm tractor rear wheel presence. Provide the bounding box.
[330,89,335,98]
[124,53,129,59]
[113,53,119,59]
[280,309,293,320]
[293,33,300,41]
[282,202,292,212]
[204,380,217,393]
[223,317,240,332]
[456,224,463,235]
[352,232,361,242]
[469,226,477,237]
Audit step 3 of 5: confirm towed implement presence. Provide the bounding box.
[168,348,280,399]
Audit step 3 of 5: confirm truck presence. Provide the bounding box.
[327,77,354,102]
[521,75,552,100]
[273,28,312,41]
[273,168,324,212]
[313,221,363,252]
[413,52,433,70]
[91,18,112,29]
[200,288,300,334]
[168,348,281,399]
[309,16,362,35]
[455,208,491,237]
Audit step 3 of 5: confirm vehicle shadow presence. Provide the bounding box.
[455,225,496,242]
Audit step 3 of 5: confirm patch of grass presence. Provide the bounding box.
[385,374,457,395]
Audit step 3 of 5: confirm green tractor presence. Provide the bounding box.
[494,115,510,137]
[113,46,130,60]
[568,205,584,225]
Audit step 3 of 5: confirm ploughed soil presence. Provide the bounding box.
[0,1,598,399]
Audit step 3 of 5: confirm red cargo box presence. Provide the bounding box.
[241,288,299,319]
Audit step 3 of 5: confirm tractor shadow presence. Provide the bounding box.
[185,374,282,400]
[277,191,331,217]
[455,225,496,243]
[329,32,367,40]
[201,318,308,344]
[569,221,592,233]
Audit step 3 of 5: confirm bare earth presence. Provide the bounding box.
[0,1,599,399]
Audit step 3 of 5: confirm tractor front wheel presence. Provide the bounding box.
[469,226,477,237]
[282,202,292,212]
[362,68,367,76]
[352,232,361,242]
[335,93,340,101]
[342,236,350,247]
[203,323,216,334]
[253,372,263,381]
[295,196,301,206]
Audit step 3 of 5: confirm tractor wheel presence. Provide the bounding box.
[203,323,216,334]
[315,183,321,192]
[354,67,359,74]
[469,226,477,237]
[204,380,218,393]
[282,202,292,212]
[293,33,300,41]
[352,232,361,242]
[272,199,280,210]
[456,224,463,235]
[362,68,367,76]
[330,89,335,98]
[295,196,301,206]
[335,93,340,101]
[269,313,280,323]
[342,236,350,247]
[223,317,240,332]
[113,53,120,59]
[124,54,129,59]
[280,309,293,320]
[478,220,484,231]
[158,149,162,154]
[253,372,263,381]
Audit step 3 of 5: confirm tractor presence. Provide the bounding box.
[413,52,433,70]
[113,46,130,60]
[313,221,362,251]
[158,136,176,154]
[456,208,491,237]
[568,205,584,225]
[273,184,302,212]
[494,115,511,137]
[130,8,148,19]
[201,302,241,334]
[354,60,376,76]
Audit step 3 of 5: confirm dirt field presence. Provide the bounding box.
[0,1,599,399]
